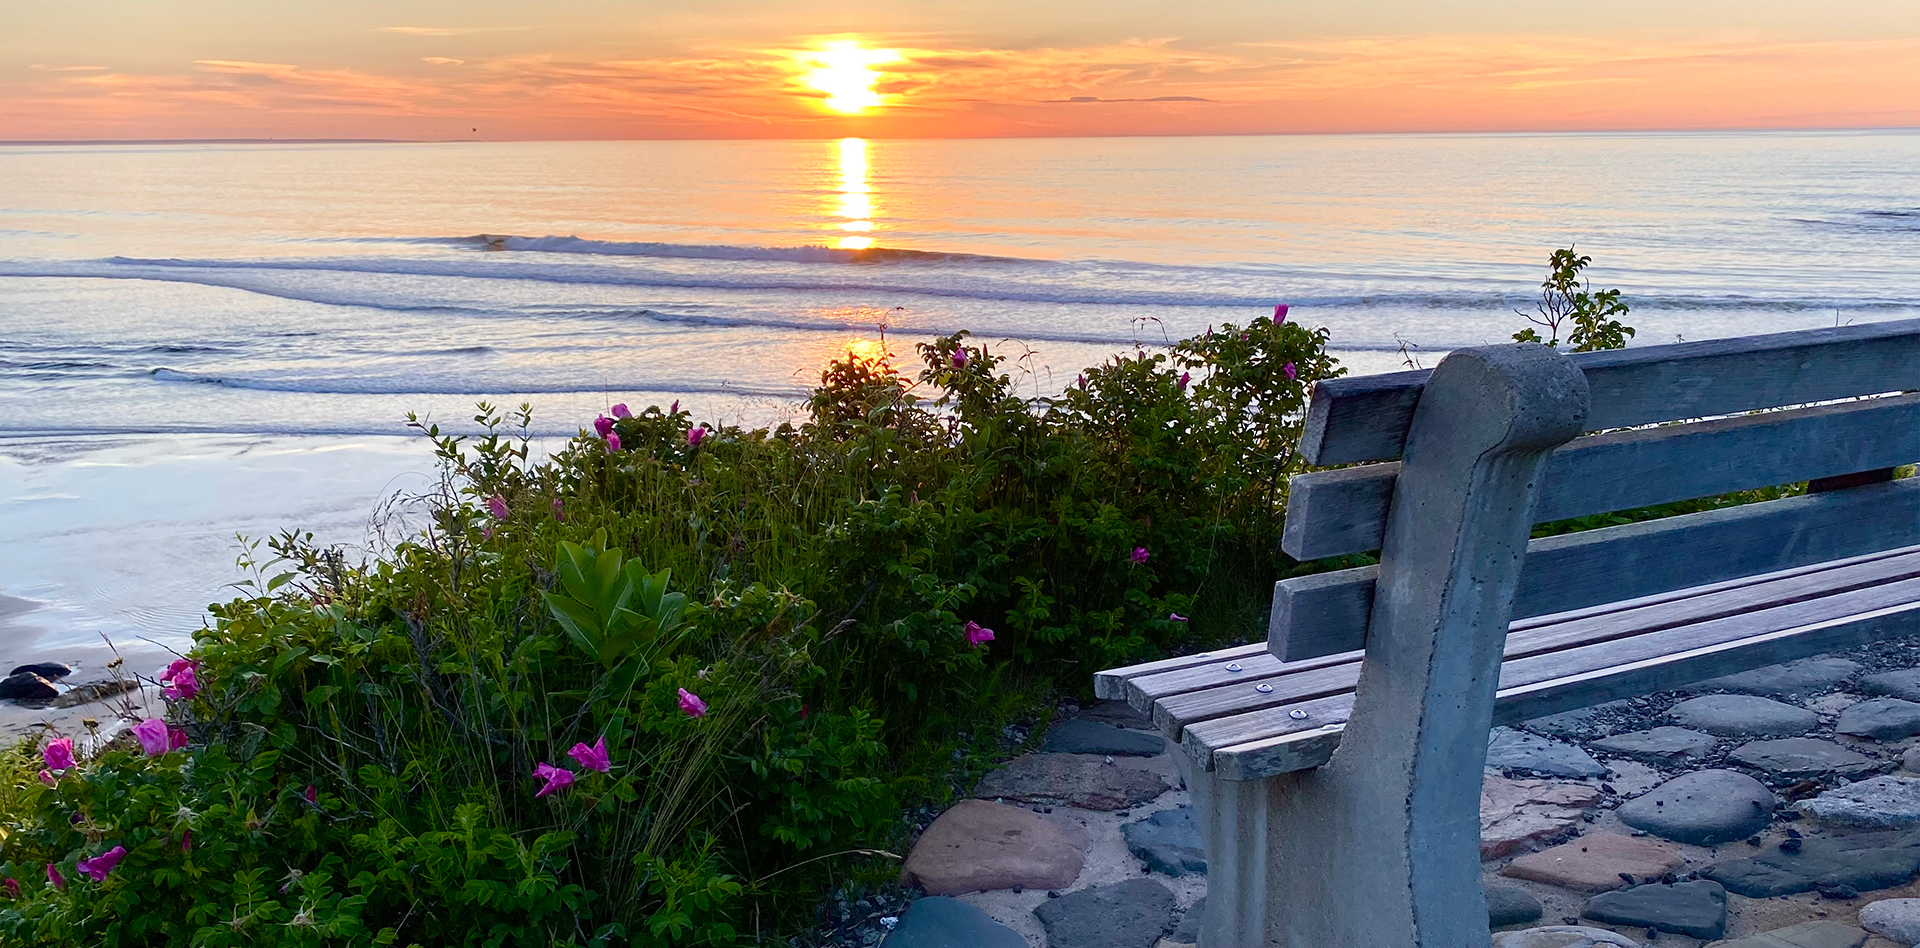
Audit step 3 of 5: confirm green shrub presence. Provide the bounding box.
[0,315,1336,945]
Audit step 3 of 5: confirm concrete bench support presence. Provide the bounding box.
[1260,345,1586,946]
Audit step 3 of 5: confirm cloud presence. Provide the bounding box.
[422,57,465,66]
[28,64,109,72]
[1050,95,1211,103]
[376,26,530,36]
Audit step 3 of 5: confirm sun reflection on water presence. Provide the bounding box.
[833,138,874,250]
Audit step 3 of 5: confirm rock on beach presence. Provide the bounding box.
[1669,695,1818,738]
[900,800,1088,895]
[1616,769,1775,845]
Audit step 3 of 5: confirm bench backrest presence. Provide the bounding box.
[1270,319,1920,661]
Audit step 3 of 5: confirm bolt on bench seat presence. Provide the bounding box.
[1094,319,1919,948]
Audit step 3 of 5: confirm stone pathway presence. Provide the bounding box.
[887,647,1920,948]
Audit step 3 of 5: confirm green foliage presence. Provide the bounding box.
[0,315,1338,945]
[1514,247,1636,352]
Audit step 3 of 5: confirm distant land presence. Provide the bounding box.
[0,138,477,146]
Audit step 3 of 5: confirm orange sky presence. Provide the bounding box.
[2,1,1915,140]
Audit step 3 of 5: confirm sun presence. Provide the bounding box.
[801,41,900,114]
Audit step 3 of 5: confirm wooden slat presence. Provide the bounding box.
[1283,394,1920,560]
[1171,553,1917,746]
[1204,596,1919,780]
[1272,478,1920,661]
[1297,319,1919,467]
[1093,642,1267,700]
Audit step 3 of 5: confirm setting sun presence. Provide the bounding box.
[801,41,899,114]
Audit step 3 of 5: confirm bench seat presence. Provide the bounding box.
[1098,545,1920,781]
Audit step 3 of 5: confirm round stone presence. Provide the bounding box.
[1487,884,1545,928]
[1490,925,1641,948]
[901,800,1088,895]
[1589,727,1718,766]
[1835,697,1920,741]
[1859,897,1920,946]
[1727,737,1874,779]
[1697,658,1861,699]
[1858,668,1920,703]
[1669,695,1817,738]
[1790,775,1920,829]
[883,896,1026,948]
[1616,769,1775,845]
[1033,878,1176,948]
[1487,727,1607,779]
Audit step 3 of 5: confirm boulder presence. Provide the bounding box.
[1487,884,1545,927]
[0,673,58,701]
[1704,920,1868,948]
[881,896,1026,948]
[1480,775,1604,859]
[1699,658,1861,699]
[1670,695,1818,738]
[1582,880,1728,940]
[1834,697,1920,741]
[1616,769,1775,845]
[1502,832,1686,893]
[1041,720,1165,757]
[1032,878,1176,948]
[975,753,1170,811]
[5,661,72,680]
[901,800,1087,895]
[1858,898,1920,946]
[1700,829,1920,897]
[1790,775,1919,828]
[1490,925,1641,948]
[1120,805,1205,877]
[1167,896,1204,946]
[1589,727,1718,766]
[1727,738,1874,779]
[1904,744,1919,774]
[1487,728,1607,778]
[1858,668,1920,703]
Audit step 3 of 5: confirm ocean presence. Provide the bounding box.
[1,129,1916,673]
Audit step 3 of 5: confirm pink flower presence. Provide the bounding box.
[77,846,126,883]
[533,762,575,798]
[611,403,631,418]
[182,830,191,854]
[1177,371,1191,391]
[1131,546,1150,564]
[686,426,706,447]
[606,432,622,453]
[3,877,16,899]
[38,770,54,787]
[305,784,318,806]
[567,735,611,773]
[487,494,510,520]
[42,738,74,773]
[677,687,708,718]
[552,497,565,520]
[169,727,187,750]
[1169,612,1189,622]
[1274,304,1289,324]
[670,400,680,415]
[132,718,169,757]
[161,659,201,700]
[963,621,995,648]
[593,414,615,438]
[951,349,967,369]
[1076,373,1086,390]
[45,864,64,891]
[1283,362,1297,381]
[481,525,495,541]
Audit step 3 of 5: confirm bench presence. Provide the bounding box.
[1095,319,1920,948]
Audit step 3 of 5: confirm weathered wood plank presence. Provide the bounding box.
[1093,642,1267,700]
[1271,478,1920,661]
[1297,319,1919,466]
[1178,554,1916,749]
[1207,597,1919,780]
[1283,394,1920,560]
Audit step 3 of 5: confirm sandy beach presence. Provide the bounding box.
[0,432,438,738]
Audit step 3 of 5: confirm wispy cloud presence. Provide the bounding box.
[28,64,109,72]
[1,33,1911,140]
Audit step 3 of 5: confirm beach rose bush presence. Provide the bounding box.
[0,314,1337,945]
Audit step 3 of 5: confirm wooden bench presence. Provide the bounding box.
[1095,319,1920,948]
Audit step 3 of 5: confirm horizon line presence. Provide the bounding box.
[3,125,1920,147]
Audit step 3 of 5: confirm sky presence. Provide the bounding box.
[3,0,1916,140]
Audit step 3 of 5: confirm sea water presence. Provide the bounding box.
[1,130,1916,661]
